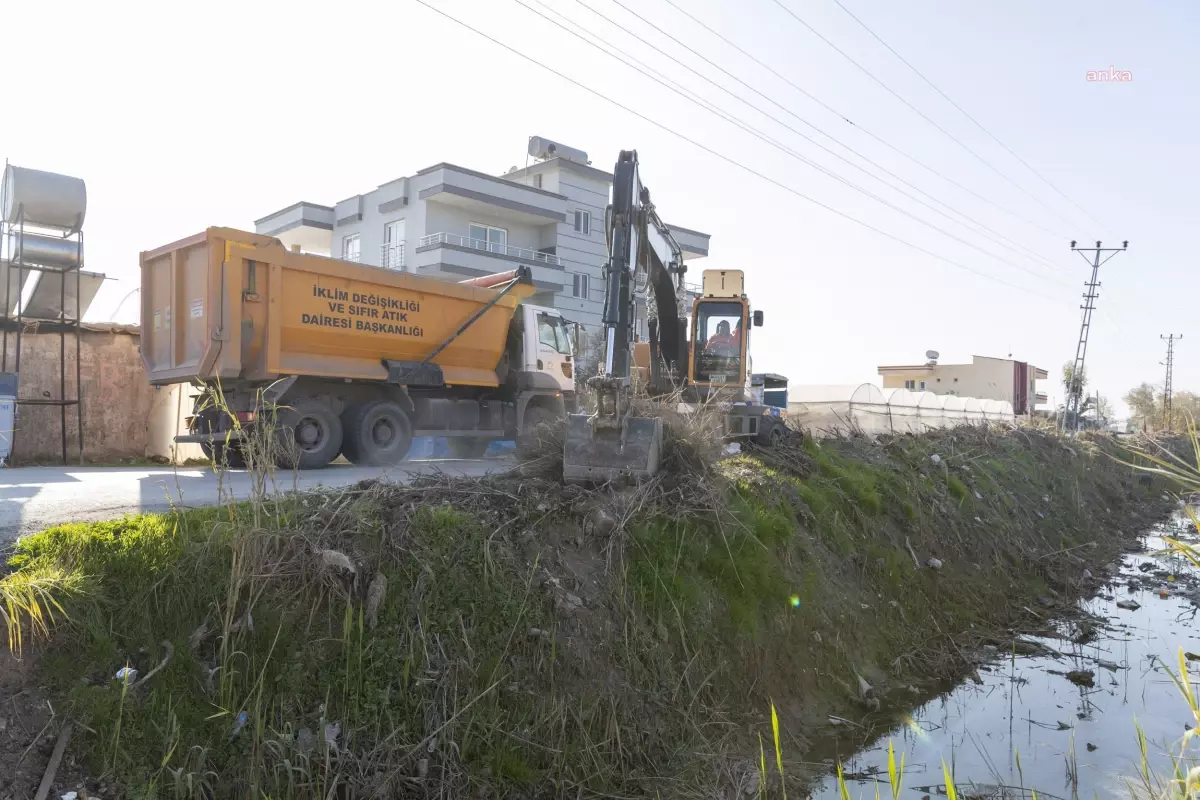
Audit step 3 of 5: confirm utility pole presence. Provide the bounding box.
[1162,333,1181,429]
[1063,240,1127,435]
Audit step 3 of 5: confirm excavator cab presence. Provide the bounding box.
[688,269,761,398]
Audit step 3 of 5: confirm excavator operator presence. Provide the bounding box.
[706,320,741,354]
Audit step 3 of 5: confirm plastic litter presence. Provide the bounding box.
[930,454,942,465]
[114,666,138,684]
[230,710,249,741]
[1116,599,1141,611]
[60,793,78,800]
[926,557,943,570]
[724,442,741,455]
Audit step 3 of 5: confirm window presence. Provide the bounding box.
[573,210,591,235]
[693,300,744,385]
[919,380,927,390]
[342,234,361,262]
[383,220,405,269]
[572,273,589,299]
[536,312,572,355]
[904,380,915,390]
[532,174,543,189]
[468,223,507,253]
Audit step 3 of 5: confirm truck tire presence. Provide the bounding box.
[341,400,413,466]
[195,408,247,469]
[273,399,344,470]
[447,438,491,459]
[757,420,785,448]
[517,405,558,459]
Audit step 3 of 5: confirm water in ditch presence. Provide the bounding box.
[815,510,1200,800]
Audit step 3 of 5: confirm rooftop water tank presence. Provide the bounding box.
[2,165,87,234]
[527,137,589,165]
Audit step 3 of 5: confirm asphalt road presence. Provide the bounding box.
[0,457,509,542]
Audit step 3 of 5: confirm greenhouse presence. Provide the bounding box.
[786,383,1015,438]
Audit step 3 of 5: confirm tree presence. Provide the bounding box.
[1094,394,1113,423]
[1062,361,1088,396]
[1124,382,1158,428]
[1171,391,1200,431]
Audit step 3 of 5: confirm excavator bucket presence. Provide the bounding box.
[562,412,662,484]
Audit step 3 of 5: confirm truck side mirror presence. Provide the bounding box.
[752,310,764,327]
[572,323,582,355]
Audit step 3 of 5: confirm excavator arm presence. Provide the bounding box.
[563,150,685,483]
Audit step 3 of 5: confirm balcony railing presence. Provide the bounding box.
[379,242,406,270]
[419,232,562,266]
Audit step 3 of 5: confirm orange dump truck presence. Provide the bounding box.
[141,228,578,468]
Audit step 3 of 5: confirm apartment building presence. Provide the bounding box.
[253,140,710,358]
[877,355,1048,414]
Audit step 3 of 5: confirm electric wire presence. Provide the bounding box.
[518,0,1070,288]
[655,0,1066,242]
[827,0,1109,233]
[767,0,1080,232]
[568,0,1066,275]
[411,0,1068,303]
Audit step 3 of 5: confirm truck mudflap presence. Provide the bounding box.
[562,412,662,484]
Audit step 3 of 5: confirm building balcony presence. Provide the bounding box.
[418,233,561,266]
[379,242,405,270]
[413,232,566,291]
[1035,393,1048,405]
[417,163,568,226]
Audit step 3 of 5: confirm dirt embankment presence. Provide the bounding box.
[0,428,1172,798]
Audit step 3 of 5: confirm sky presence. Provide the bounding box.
[3,0,1197,417]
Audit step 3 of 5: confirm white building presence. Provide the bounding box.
[253,141,710,358]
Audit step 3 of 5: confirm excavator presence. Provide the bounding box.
[563,150,786,483]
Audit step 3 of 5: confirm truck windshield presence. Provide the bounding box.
[694,301,743,384]
[537,312,573,355]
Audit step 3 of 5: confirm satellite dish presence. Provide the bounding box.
[925,350,940,360]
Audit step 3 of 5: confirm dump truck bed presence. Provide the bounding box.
[140,227,535,387]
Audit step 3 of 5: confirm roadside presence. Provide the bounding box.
[0,457,511,542]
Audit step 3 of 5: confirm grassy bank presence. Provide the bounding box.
[0,427,1171,798]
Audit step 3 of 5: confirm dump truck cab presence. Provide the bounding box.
[515,303,576,397]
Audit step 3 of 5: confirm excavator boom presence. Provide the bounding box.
[562,150,684,483]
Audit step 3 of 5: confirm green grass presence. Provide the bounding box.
[0,427,1174,798]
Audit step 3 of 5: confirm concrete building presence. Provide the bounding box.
[876,355,1048,414]
[253,141,710,359]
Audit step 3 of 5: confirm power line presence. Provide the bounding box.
[657,0,1066,244]
[568,0,1066,276]
[411,0,1065,302]
[767,0,1080,233]
[519,0,1070,288]
[827,0,1109,233]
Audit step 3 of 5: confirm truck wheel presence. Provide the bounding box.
[447,438,491,459]
[341,400,413,466]
[517,405,558,459]
[757,421,785,448]
[273,399,343,470]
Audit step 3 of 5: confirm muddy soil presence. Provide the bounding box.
[0,651,105,800]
